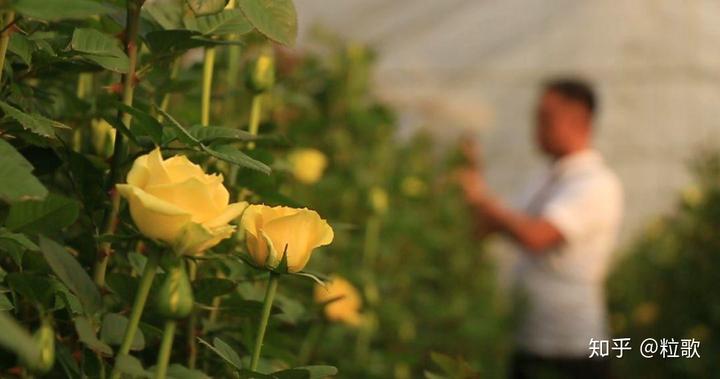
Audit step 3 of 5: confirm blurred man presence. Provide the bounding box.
[457,79,623,379]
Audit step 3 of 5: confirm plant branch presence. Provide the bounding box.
[93,0,145,287]
[0,11,16,84]
[109,251,159,379]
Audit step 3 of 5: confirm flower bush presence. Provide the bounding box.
[0,0,508,378]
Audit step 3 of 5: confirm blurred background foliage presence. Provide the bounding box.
[607,153,720,379]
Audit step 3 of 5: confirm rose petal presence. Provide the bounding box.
[145,177,221,223]
[117,184,192,243]
[204,201,248,228]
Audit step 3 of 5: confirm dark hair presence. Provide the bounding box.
[543,78,597,116]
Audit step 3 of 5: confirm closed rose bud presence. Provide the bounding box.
[21,321,55,374]
[246,52,275,93]
[287,148,328,185]
[156,264,194,319]
[117,148,247,255]
[90,118,116,158]
[240,204,333,272]
[314,276,363,327]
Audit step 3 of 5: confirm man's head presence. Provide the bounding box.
[535,78,596,158]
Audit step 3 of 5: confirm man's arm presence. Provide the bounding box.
[457,168,564,254]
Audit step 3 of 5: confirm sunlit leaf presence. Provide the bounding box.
[184,9,253,36]
[13,0,112,21]
[238,0,297,46]
[186,0,228,16]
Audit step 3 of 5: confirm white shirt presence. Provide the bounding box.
[513,149,623,357]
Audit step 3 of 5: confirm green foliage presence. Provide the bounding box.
[608,152,720,378]
[0,0,508,377]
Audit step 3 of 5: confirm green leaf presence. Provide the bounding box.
[0,293,14,311]
[143,0,185,29]
[157,108,270,173]
[39,236,102,316]
[0,139,47,202]
[185,0,228,15]
[70,28,125,57]
[0,100,68,138]
[114,354,150,377]
[100,313,145,351]
[13,0,112,21]
[184,9,253,36]
[106,273,139,306]
[157,108,202,147]
[145,30,206,55]
[197,337,243,370]
[6,273,56,309]
[5,193,80,234]
[8,33,33,66]
[74,317,113,355]
[166,364,211,379]
[0,312,41,367]
[117,103,164,144]
[188,125,257,143]
[205,144,270,174]
[70,28,129,73]
[238,0,297,46]
[194,278,236,304]
[82,53,129,73]
[272,367,338,379]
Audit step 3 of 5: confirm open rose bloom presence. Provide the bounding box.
[240,204,334,272]
[117,148,247,255]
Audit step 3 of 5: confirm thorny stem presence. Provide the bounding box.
[0,11,16,85]
[93,0,145,287]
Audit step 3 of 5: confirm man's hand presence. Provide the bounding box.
[456,167,490,208]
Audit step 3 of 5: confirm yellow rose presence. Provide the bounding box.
[240,204,333,272]
[314,275,363,327]
[287,148,328,185]
[117,148,247,255]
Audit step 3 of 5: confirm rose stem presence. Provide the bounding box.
[93,0,145,287]
[109,251,159,379]
[157,58,181,123]
[246,94,263,150]
[200,46,216,127]
[154,320,177,379]
[0,11,15,84]
[297,320,325,365]
[250,273,279,371]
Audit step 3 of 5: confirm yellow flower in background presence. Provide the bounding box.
[401,176,427,197]
[240,204,333,272]
[369,186,388,214]
[117,148,247,255]
[314,275,363,327]
[288,148,328,184]
[633,302,659,326]
[681,184,703,208]
[90,118,116,157]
